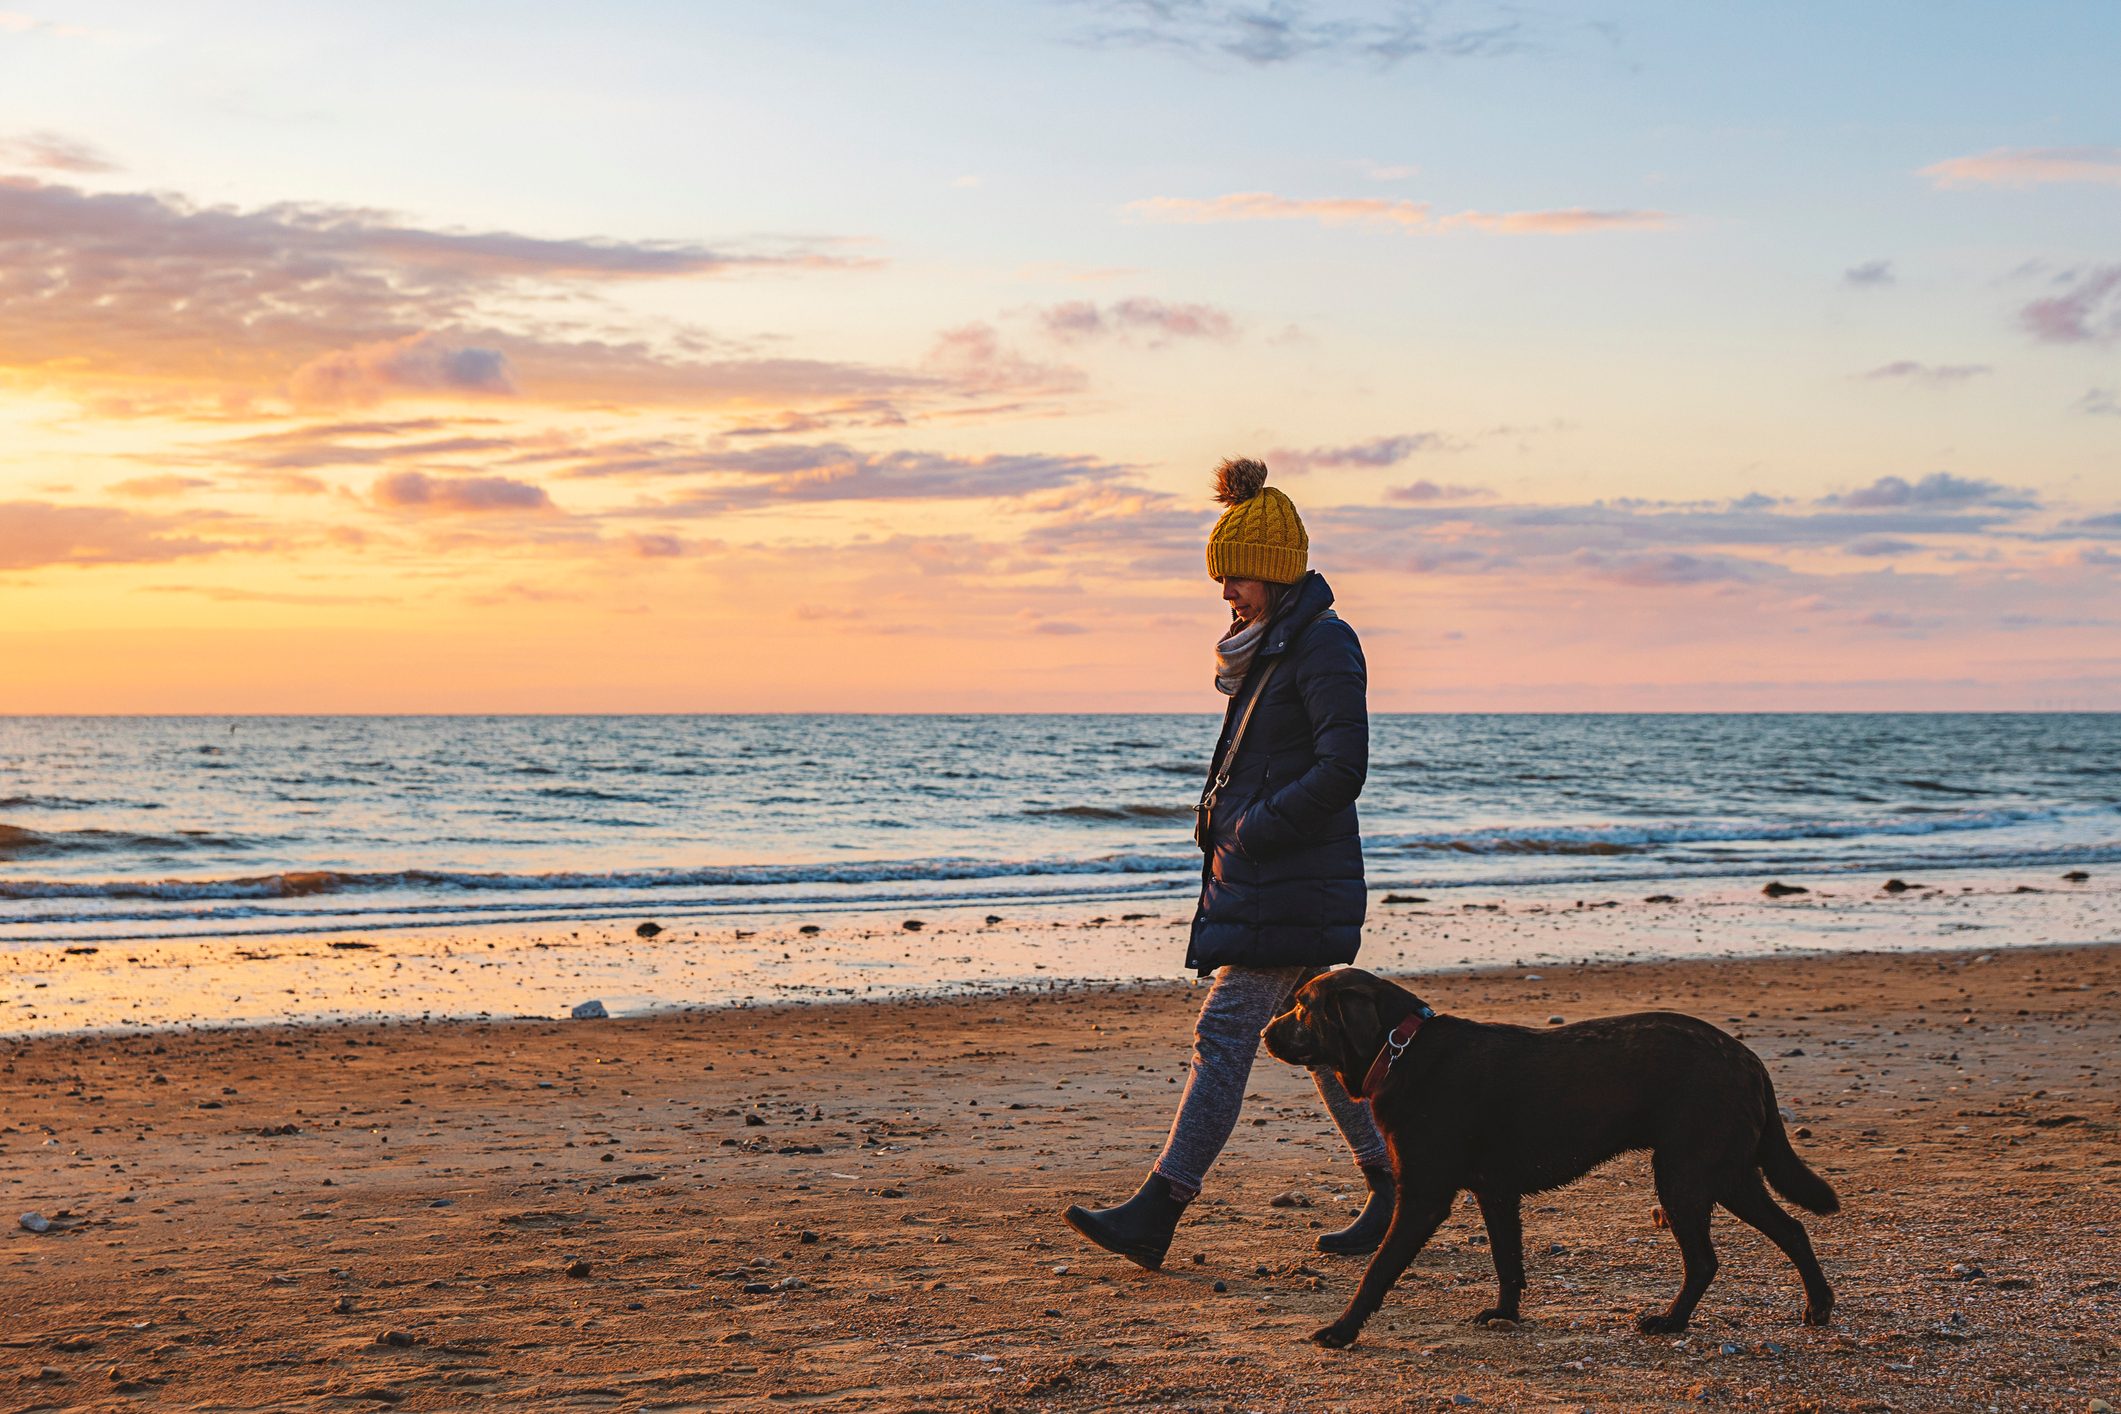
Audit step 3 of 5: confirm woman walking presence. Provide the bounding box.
[1063,458,1391,1269]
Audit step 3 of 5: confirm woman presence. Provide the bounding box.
[1063,457,1391,1269]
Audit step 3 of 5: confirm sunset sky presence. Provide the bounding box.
[2,1,2116,712]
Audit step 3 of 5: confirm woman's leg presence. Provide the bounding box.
[1151,964,1308,1197]
[1312,1066,1389,1170]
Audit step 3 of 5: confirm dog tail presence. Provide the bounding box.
[1757,1109,1840,1216]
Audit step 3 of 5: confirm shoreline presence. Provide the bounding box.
[4,940,2115,1412]
[4,863,2115,1039]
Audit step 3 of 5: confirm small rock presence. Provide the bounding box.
[985,915,1003,925]
[566,1259,592,1278]
[1451,1397,1479,1408]
[1191,1252,1206,1264]
[570,999,608,1020]
[1762,881,1808,898]
[1269,1191,1311,1209]
[741,1281,773,1294]
[1381,894,1429,904]
[1484,1317,1518,1331]
[1212,1280,1228,1293]
[798,1230,819,1244]
[336,1295,357,1313]
[901,919,924,931]
[1522,973,1543,981]
[1547,1015,1566,1026]
[32,1365,64,1381]
[1643,894,1677,904]
[2087,1399,2113,1413]
[376,1329,420,1348]
[1794,1126,1812,1139]
[1882,878,1913,893]
[1948,1262,1985,1281]
[744,1112,765,1126]
[774,1276,806,1291]
[1051,1264,1071,1275]
[798,925,821,934]
[2063,870,2090,883]
[1719,1342,1741,1355]
[634,921,663,938]
[18,1212,51,1233]
[1759,1340,1785,1357]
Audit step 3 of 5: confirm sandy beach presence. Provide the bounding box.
[6,902,2117,1413]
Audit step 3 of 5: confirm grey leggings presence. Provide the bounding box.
[1152,964,1389,1196]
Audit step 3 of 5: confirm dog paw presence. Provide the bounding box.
[1802,1302,1832,1327]
[1635,1312,1689,1335]
[1310,1323,1358,1350]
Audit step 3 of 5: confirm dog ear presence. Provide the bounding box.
[1331,983,1381,1066]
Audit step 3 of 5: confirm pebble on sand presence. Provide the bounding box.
[570,1000,609,1020]
[1762,881,1809,898]
[1268,1191,1312,1209]
[635,922,664,938]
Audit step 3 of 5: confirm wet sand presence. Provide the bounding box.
[5,934,2117,1412]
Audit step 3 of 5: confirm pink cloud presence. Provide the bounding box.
[1923,146,2121,189]
[289,332,516,407]
[108,474,212,498]
[1041,297,1236,344]
[0,500,234,569]
[2021,266,2121,345]
[370,470,553,514]
[1434,208,1670,233]
[0,129,117,173]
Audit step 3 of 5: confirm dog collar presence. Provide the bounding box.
[1360,1006,1436,1100]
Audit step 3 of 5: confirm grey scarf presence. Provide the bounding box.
[1213,613,1272,696]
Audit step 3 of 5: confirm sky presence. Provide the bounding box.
[1,0,2116,712]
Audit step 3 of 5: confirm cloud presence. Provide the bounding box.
[1861,360,1992,385]
[0,130,117,173]
[1067,0,1526,67]
[2020,266,2121,344]
[611,443,1126,514]
[1272,433,1456,471]
[1842,536,1920,557]
[1843,259,1895,287]
[1386,478,1487,503]
[370,470,554,514]
[1125,191,1667,233]
[0,177,904,411]
[1040,297,1237,343]
[2080,388,2120,417]
[625,532,686,558]
[288,332,516,407]
[0,500,236,569]
[923,323,1083,394]
[1572,549,1752,588]
[1923,146,2121,189]
[108,474,212,498]
[1823,473,2033,511]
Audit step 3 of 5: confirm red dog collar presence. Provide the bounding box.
[1360,1008,1435,1100]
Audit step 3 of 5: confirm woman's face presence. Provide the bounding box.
[1219,576,1272,623]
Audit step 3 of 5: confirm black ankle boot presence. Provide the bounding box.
[1317,1164,1395,1256]
[1063,1173,1189,1270]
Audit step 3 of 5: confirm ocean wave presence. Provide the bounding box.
[1366,808,2063,857]
[1026,803,1196,822]
[0,823,247,860]
[0,850,1200,902]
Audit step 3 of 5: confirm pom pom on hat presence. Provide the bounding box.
[1206,457,1307,583]
[1213,456,1270,507]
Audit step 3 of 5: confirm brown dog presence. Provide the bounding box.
[1262,969,1837,1348]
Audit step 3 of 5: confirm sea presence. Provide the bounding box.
[2,714,2116,951]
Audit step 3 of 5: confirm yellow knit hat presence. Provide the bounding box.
[1205,458,1308,583]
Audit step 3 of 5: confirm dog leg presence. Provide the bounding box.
[1468,1190,1525,1324]
[1311,1191,1452,1349]
[1637,1161,1718,1335]
[1719,1172,1833,1327]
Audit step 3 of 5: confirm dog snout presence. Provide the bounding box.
[1261,1009,1308,1064]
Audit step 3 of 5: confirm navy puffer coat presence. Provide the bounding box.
[1186,570,1368,973]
